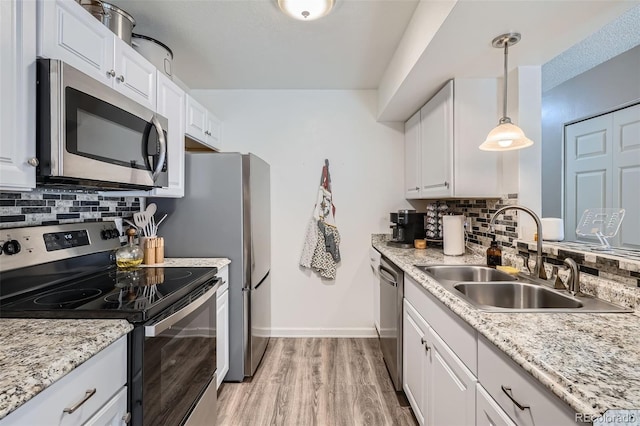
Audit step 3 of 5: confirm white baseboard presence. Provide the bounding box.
[269,327,378,338]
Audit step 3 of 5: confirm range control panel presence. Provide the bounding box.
[43,230,90,252]
[0,222,123,273]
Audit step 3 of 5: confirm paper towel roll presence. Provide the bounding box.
[443,215,465,256]
[541,218,564,241]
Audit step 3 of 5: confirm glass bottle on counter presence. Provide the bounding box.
[486,236,502,268]
[116,227,143,269]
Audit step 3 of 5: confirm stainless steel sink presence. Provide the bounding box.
[454,282,583,310]
[414,264,632,313]
[415,265,514,282]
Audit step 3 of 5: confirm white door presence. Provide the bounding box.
[83,387,128,426]
[113,40,157,110]
[420,81,453,198]
[426,327,476,426]
[405,110,421,199]
[206,113,223,151]
[564,114,613,242]
[185,95,208,143]
[403,300,428,425]
[0,0,36,191]
[38,0,114,86]
[152,72,185,198]
[612,104,640,248]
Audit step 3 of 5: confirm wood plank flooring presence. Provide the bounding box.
[217,338,418,426]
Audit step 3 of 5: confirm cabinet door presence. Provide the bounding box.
[404,110,421,199]
[185,95,208,143]
[206,112,223,151]
[477,384,516,426]
[403,299,429,425]
[113,40,157,110]
[217,288,229,388]
[426,326,476,426]
[420,80,453,197]
[83,387,129,426]
[0,0,36,191]
[150,72,185,198]
[38,0,114,86]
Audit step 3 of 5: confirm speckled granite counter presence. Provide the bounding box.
[0,319,132,420]
[142,257,230,268]
[372,234,640,416]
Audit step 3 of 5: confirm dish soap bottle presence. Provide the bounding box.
[486,236,502,268]
[116,227,143,269]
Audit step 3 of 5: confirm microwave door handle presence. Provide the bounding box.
[150,114,167,181]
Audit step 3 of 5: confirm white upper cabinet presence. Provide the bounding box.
[37,0,156,110]
[185,94,223,151]
[404,79,500,199]
[150,72,185,197]
[0,0,36,191]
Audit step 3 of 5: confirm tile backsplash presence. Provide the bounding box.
[0,190,140,229]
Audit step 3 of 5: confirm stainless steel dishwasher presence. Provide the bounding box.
[379,255,404,392]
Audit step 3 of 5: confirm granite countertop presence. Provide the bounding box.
[142,258,231,268]
[0,319,133,420]
[372,234,640,417]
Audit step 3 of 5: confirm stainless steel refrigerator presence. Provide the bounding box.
[152,152,271,381]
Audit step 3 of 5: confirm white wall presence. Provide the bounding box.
[192,89,408,336]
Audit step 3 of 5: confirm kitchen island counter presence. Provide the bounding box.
[372,234,640,417]
[0,318,132,420]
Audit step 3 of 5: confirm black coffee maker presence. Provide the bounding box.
[388,209,427,248]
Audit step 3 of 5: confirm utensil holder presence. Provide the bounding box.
[142,237,164,265]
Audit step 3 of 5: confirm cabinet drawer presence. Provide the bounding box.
[3,336,127,426]
[477,384,516,426]
[404,274,477,374]
[83,386,128,426]
[478,336,575,426]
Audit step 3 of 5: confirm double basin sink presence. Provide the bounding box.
[415,265,631,313]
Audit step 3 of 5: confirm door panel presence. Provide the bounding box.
[402,300,427,425]
[249,273,270,375]
[405,110,421,198]
[247,154,271,288]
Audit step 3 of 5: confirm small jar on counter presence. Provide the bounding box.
[486,237,502,268]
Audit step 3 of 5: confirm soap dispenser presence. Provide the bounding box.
[486,236,502,268]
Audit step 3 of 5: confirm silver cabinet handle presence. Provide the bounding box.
[107,69,116,77]
[407,186,419,191]
[27,157,39,167]
[423,181,449,189]
[122,412,132,424]
[501,385,530,411]
[150,114,167,181]
[63,389,96,414]
[117,75,125,83]
[420,337,426,345]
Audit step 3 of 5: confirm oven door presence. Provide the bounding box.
[143,283,218,426]
[37,59,168,189]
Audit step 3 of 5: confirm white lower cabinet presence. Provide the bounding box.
[403,298,476,426]
[1,336,128,426]
[83,387,129,426]
[476,384,516,426]
[217,265,230,388]
[402,273,577,426]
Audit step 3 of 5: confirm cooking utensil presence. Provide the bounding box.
[132,34,173,78]
[77,0,136,45]
[133,205,155,237]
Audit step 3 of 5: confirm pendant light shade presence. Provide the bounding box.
[278,0,335,21]
[480,33,534,152]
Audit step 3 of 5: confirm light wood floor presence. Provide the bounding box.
[217,338,418,426]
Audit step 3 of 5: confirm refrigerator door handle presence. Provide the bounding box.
[254,271,270,290]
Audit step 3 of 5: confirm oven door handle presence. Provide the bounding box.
[145,280,219,337]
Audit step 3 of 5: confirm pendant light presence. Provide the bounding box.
[278,0,335,21]
[479,32,534,151]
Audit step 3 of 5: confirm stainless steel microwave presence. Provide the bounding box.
[36,59,168,190]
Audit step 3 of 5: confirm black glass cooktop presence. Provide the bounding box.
[0,266,218,323]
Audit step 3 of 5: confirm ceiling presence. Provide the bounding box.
[109,0,639,120]
[110,0,420,90]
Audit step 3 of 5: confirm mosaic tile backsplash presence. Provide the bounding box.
[0,190,140,229]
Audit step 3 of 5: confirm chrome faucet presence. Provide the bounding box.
[489,205,548,280]
[563,258,581,296]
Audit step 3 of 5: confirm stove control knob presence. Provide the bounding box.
[3,240,21,255]
[101,230,109,240]
[112,229,121,239]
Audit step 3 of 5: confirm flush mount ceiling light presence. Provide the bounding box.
[479,32,534,152]
[277,0,335,21]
